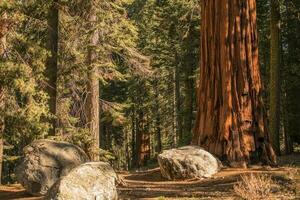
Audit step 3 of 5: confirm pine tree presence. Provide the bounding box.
[0,0,50,183]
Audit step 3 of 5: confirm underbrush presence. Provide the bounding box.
[234,173,277,200]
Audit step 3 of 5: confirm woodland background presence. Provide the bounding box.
[0,0,299,184]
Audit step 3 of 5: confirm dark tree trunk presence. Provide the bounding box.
[154,78,162,153]
[182,56,194,145]
[193,0,276,167]
[86,5,100,161]
[45,0,59,135]
[131,105,136,168]
[269,0,281,155]
[174,54,183,143]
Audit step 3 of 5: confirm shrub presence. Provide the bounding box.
[234,173,276,200]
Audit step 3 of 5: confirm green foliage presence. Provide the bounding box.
[0,0,298,179]
[0,1,51,183]
[100,0,200,168]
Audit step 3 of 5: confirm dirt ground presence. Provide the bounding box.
[1,154,299,200]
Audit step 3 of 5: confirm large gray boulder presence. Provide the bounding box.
[158,146,221,180]
[45,162,118,200]
[16,139,89,196]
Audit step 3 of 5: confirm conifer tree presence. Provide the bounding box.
[193,0,276,167]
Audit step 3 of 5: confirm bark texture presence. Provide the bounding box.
[86,6,100,161]
[192,0,276,167]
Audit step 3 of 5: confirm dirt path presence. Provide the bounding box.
[0,184,42,200]
[1,154,299,200]
[118,166,299,199]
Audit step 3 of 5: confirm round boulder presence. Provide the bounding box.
[158,146,221,180]
[45,162,118,200]
[16,139,89,196]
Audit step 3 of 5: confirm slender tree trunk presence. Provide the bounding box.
[0,11,8,185]
[154,78,162,153]
[0,88,4,184]
[283,89,293,154]
[45,0,59,135]
[172,70,177,147]
[0,100,3,185]
[135,110,145,167]
[182,57,194,145]
[86,5,100,161]
[193,0,276,167]
[135,90,150,167]
[269,0,281,155]
[174,53,183,143]
[131,105,136,168]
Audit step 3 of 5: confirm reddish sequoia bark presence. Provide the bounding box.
[192,0,276,167]
[135,110,150,167]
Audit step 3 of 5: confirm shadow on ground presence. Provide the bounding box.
[118,166,298,199]
[0,154,299,200]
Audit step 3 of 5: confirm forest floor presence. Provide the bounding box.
[0,154,299,200]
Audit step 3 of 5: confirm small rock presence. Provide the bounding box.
[16,139,89,196]
[158,146,221,180]
[45,162,118,200]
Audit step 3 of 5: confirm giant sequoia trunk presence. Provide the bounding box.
[192,0,276,167]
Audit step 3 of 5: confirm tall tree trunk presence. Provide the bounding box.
[0,87,4,184]
[174,53,183,143]
[0,11,8,185]
[154,78,162,153]
[182,56,194,145]
[131,105,136,168]
[135,110,150,167]
[45,0,59,135]
[134,81,151,167]
[269,0,281,155]
[172,70,177,147]
[0,93,3,185]
[193,0,276,167]
[86,5,100,161]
